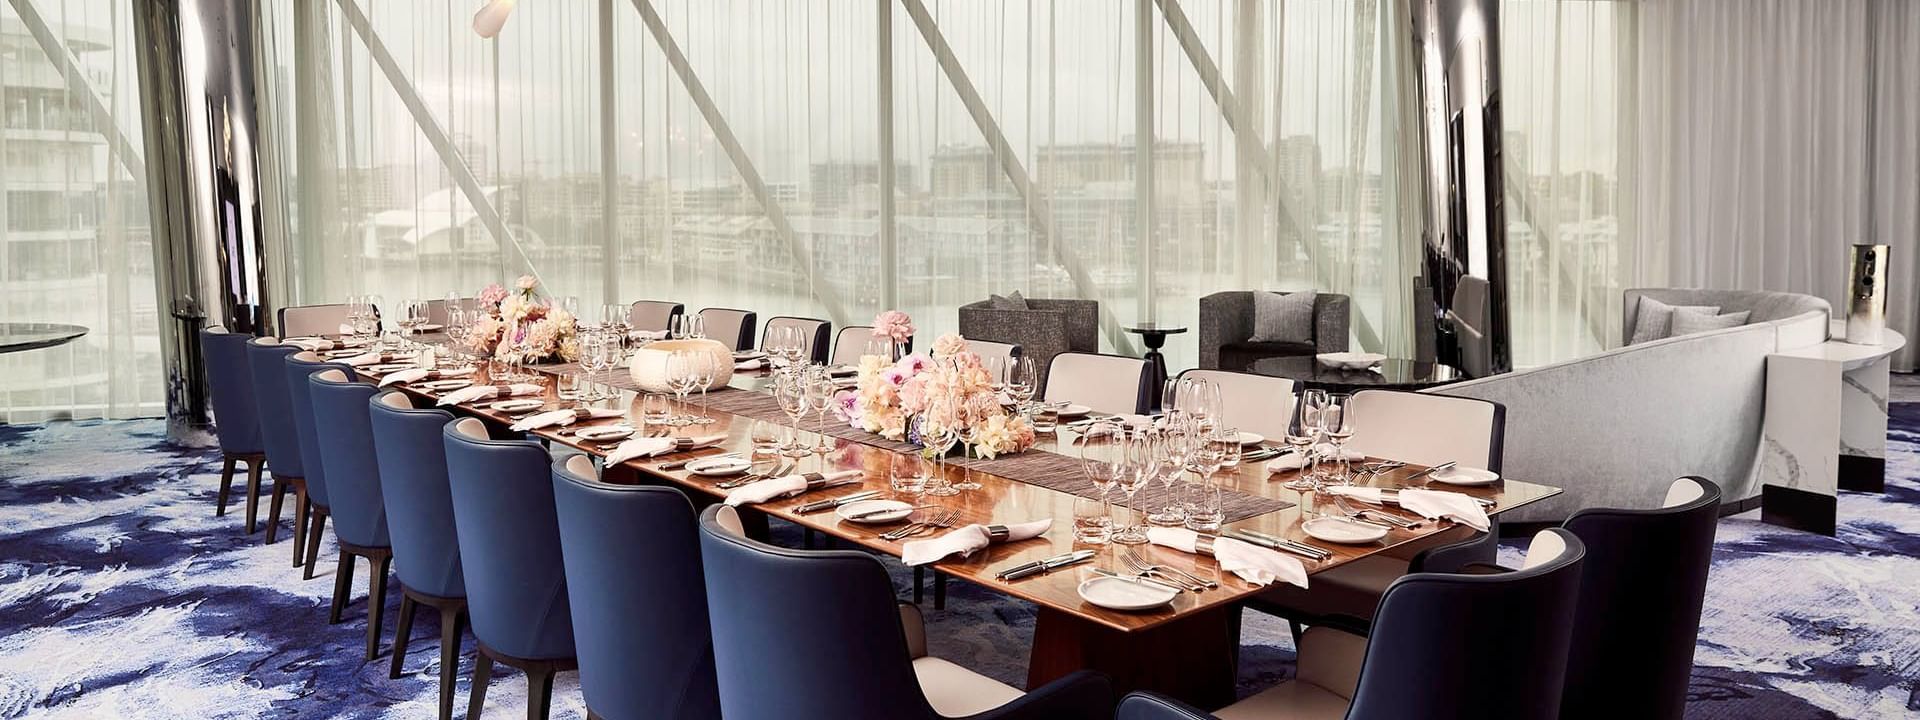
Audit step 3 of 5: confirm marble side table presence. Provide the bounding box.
[1759,320,1906,535]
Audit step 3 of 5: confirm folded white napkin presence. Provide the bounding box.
[901,519,1052,566]
[604,433,728,464]
[377,367,476,387]
[510,407,626,432]
[734,358,764,371]
[1147,527,1307,588]
[1395,488,1490,531]
[284,337,334,351]
[723,469,863,507]
[436,383,545,406]
[341,351,389,367]
[1265,447,1364,472]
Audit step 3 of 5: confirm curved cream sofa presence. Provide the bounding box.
[1427,289,1830,522]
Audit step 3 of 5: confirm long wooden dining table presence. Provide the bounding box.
[352,346,1559,709]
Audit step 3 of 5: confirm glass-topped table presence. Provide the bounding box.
[0,323,88,354]
[1247,356,1463,392]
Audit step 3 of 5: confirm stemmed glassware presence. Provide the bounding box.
[774,372,812,457]
[1299,389,1331,485]
[1186,379,1221,432]
[666,350,699,425]
[1281,410,1320,491]
[690,351,718,425]
[1322,393,1357,485]
[1183,424,1227,531]
[805,367,837,464]
[1078,421,1121,537]
[1110,428,1151,545]
[1147,419,1192,526]
[918,411,961,497]
[572,330,607,400]
[1005,355,1037,415]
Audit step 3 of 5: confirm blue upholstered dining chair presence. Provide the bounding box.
[1250,389,1507,636]
[200,327,267,532]
[551,455,721,720]
[309,370,395,662]
[1117,528,1588,720]
[1557,477,1722,720]
[696,505,1114,720]
[245,338,310,553]
[443,417,576,720]
[285,351,354,579]
[368,390,469,720]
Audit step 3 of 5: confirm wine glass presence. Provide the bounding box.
[690,351,718,425]
[919,413,961,497]
[1281,409,1320,491]
[1186,379,1221,432]
[1077,422,1120,536]
[774,371,812,458]
[666,350,698,425]
[1322,394,1357,485]
[805,367,837,463]
[1111,428,1150,545]
[1005,355,1037,414]
[1148,419,1192,526]
[1299,389,1331,485]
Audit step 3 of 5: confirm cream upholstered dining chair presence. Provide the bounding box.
[831,326,879,366]
[697,308,758,351]
[963,339,1022,370]
[761,316,832,363]
[1175,369,1297,440]
[627,300,684,334]
[1043,352,1152,416]
[423,297,477,326]
[280,303,360,337]
[1249,388,1507,635]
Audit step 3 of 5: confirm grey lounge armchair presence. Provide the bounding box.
[958,298,1097,395]
[1198,291,1350,371]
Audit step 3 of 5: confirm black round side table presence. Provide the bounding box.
[1246,356,1463,392]
[1125,323,1187,408]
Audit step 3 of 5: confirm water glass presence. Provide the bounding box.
[889,454,926,497]
[1072,493,1112,545]
[1183,476,1223,533]
[640,393,672,425]
[749,419,782,456]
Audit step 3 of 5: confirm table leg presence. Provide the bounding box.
[1144,350,1169,410]
[1027,604,1238,710]
[1838,356,1890,493]
[1759,355,1841,535]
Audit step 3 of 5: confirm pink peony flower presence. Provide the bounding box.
[872,310,915,343]
[930,333,967,359]
[477,284,508,307]
[515,275,539,291]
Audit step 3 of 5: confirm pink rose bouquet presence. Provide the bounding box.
[850,332,1034,457]
[872,310,915,344]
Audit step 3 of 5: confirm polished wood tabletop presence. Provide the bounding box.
[356,349,1559,634]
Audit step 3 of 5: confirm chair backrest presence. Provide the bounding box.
[697,505,935,720]
[245,338,305,477]
[424,298,477,326]
[368,391,465,599]
[1558,477,1721,720]
[1043,352,1151,416]
[1116,693,1210,720]
[200,327,263,455]
[284,352,355,507]
[831,326,880,366]
[698,307,757,351]
[308,371,391,549]
[442,418,575,661]
[629,300,684,333]
[279,303,358,337]
[1349,528,1587,720]
[1177,369,1296,440]
[553,456,721,720]
[963,339,1022,369]
[761,316,832,363]
[1344,390,1504,472]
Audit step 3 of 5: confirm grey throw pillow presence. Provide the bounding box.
[1669,308,1751,337]
[1628,297,1722,345]
[1250,291,1317,343]
[989,291,1030,311]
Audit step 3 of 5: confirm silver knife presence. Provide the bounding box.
[1402,461,1458,482]
[1228,529,1331,560]
[999,550,1097,581]
[795,490,879,514]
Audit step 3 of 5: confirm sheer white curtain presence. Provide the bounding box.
[1628,0,1920,370]
[0,0,160,423]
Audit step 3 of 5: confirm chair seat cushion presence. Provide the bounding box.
[1214,679,1352,720]
[1219,341,1317,371]
[913,656,1023,717]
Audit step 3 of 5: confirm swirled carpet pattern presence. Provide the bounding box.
[2,407,1918,718]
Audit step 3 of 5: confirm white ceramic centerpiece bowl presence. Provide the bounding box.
[628,338,735,394]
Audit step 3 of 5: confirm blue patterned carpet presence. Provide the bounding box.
[3,408,1919,718]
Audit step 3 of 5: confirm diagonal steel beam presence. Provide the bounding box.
[333,0,540,282]
[898,0,1136,355]
[8,0,146,180]
[628,0,850,327]
[1154,0,1385,352]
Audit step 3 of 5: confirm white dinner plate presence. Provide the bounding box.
[687,456,754,477]
[489,398,546,413]
[322,349,362,359]
[419,379,473,391]
[1302,517,1389,544]
[1077,576,1178,611]
[1429,466,1502,486]
[1238,432,1266,446]
[1052,404,1091,418]
[366,363,416,373]
[835,499,914,524]
[415,324,444,332]
[574,425,636,442]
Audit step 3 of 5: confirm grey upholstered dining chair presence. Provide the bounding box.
[762,316,832,363]
[628,300,684,334]
[698,307,758,351]
[1196,291,1349,371]
[958,297,1097,395]
[1042,352,1152,416]
[1175,369,1296,440]
[280,303,360,338]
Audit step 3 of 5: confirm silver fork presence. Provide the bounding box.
[1331,496,1419,529]
[882,508,957,541]
[1118,550,1205,592]
[717,459,791,489]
